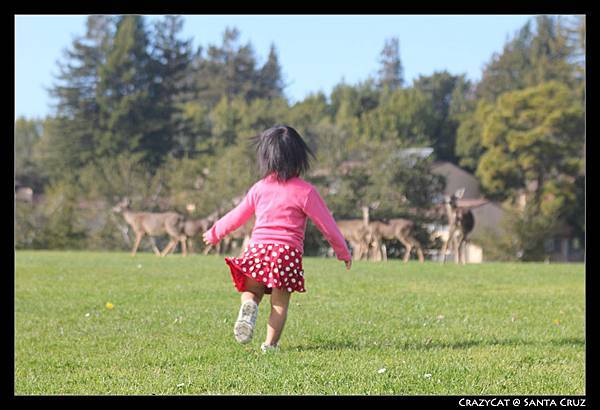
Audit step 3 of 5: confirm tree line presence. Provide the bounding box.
[15,15,585,261]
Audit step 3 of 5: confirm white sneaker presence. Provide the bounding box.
[261,343,280,353]
[233,300,258,344]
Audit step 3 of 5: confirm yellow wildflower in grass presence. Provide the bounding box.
[105,302,114,310]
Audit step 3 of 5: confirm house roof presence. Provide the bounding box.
[396,147,434,160]
[457,198,490,209]
[431,161,482,199]
[431,161,477,180]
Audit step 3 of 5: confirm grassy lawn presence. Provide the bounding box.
[14,251,585,395]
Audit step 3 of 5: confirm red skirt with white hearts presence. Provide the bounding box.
[225,243,306,294]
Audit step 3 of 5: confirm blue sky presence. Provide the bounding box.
[15,14,538,119]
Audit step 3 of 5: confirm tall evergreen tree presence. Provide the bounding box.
[195,28,259,106]
[413,71,473,163]
[377,37,404,91]
[150,15,194,157]
[255,44,285,100]
[96,15,171,167]
[44,15,114,180]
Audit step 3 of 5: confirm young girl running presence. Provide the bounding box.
[203,125,352,353]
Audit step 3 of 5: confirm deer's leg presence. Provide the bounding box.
[350,241,361,261]
[187,238,194,255]
[361,241,370,261]
[459,237,467,264]
[374,238,383,262]
[416,243,425,263]
[404,243,413,263]
[131,232,143,257]
[397,236,412,263]
[453,234,461,264]
[350,242,358,261]
[403,240,413,263]
[368,241,377,261]
[440,228,454,264]
[180,236,188,257]
[149,236,161,256]
[168,239,179,255]
[405,234,425,263]
[440,241,447,264]
[374,237,384,262]
[161,239,177,257]
[381,242,388,262]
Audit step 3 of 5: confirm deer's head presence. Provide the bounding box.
[112,197,131,213]
[205,210,220,226]
[444,188,465,209]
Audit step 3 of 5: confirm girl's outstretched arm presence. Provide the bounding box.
[203,187,255,245]
[303,187,352,262]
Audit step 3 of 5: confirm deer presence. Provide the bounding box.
[223,216,254,256]
[200,196,255,256]
[173,210,220,255]
[337,206,376,261]
[369,219,425,263]
[201,215,255,256]
[440,188,475,264]
[112,197,188,257]
[358,202,424,263]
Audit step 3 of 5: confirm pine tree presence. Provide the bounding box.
[414,71,473,163]
[256,44,285,100]
[150,15,194,157]
[44,15,114,180]
[377,37,404,91]
[96,15,171,167]
[195,28,258,105]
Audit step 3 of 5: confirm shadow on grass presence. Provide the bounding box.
[290,336,585,352]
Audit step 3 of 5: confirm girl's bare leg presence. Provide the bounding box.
[242,277,265,305]
[264,288,291,346]
[234,277,265,344]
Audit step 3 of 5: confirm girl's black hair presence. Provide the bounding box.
[252,125,315,182]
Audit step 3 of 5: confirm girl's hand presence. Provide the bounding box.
[202,231,212,246]
[344,259,352,270]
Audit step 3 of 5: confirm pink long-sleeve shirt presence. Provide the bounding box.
[205,173,351,261]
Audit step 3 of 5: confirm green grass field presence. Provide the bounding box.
[14,251,585,395]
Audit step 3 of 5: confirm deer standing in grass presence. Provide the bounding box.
[440,188,475,264]
[358,203,424,263]
[200,196,255,256]
[176,211,220,255]
[222,216,254,255]
[337,206,376,261]
[369,219,425,263]
[199,215,254,256]
[112,197,188,257]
